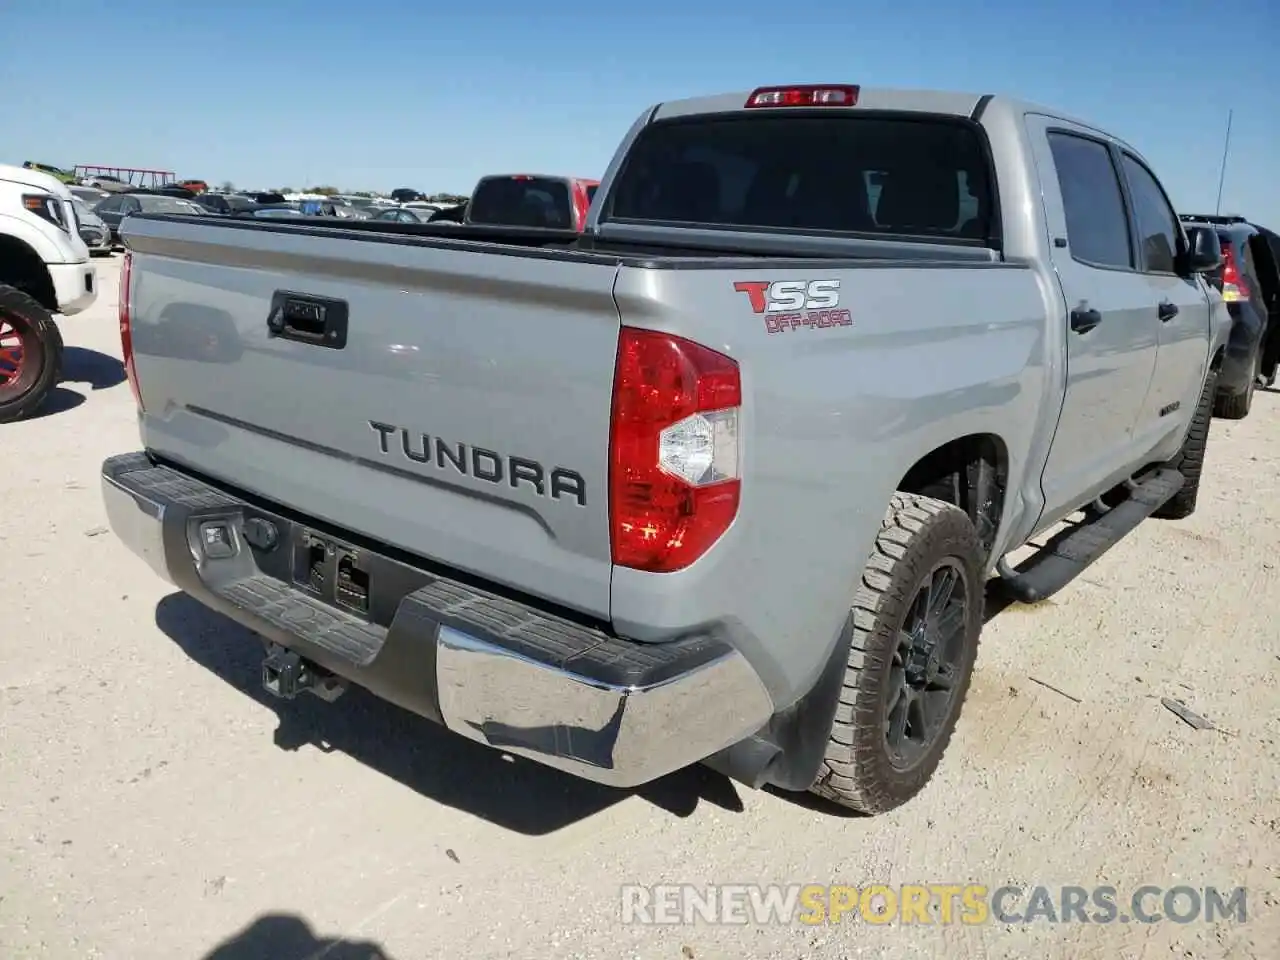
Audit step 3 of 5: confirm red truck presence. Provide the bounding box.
[463,174,599,231]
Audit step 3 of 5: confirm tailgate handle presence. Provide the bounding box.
[267,292,349,349]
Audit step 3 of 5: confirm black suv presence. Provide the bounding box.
[1178,214,1280,417]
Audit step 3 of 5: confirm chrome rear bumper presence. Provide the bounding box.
[101,452,773,787]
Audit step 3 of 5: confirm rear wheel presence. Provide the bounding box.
[0,285,64,424]
[1213,350,1257,419]
[809,493,984,815]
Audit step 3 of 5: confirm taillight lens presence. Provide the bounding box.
[610,328,741,573]
[119,250,143,411]
[745,84,860,108]
[1220,242,1251,302]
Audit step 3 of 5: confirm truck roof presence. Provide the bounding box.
[653,85,1090,126]
[475,173,598,184]
[652,86,988,120]
[649,85,1140,159]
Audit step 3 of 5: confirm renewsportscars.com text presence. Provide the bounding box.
[620,883,1248,926]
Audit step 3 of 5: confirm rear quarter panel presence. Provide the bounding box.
[611,260,1052,707]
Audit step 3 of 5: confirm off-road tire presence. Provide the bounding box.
[0,285,64,424]
[1153,370,1217,520]
[1213,352,1256,420]
[809,493,985,815]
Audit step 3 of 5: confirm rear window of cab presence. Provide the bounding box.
[603,114,992,243]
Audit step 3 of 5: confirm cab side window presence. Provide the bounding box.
[1046,132,1132,269]
[1120,154,1180,275]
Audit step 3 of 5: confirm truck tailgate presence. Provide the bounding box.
[123,217,621,617]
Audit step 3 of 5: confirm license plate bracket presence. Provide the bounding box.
[293,529,371,617]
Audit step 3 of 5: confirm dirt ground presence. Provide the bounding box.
[1,254,1276,960]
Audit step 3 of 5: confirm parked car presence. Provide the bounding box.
[102,83,1228,816]
[93,193,206,244]
[238,204,304,219]
[428,203,467,223]
[22,161,77,184]
[390,187,423,203]
[464,174,599,230]
[70,186,110,206]
[1178,214,1280,415]
[370,207,437,224]
[0,162,96,421]
[322,196,370,220]
[176,179,209,194]
[79,173,131,193]
[193,193,259,216]
[296,198,339,217]
[140,185,200,200]
[71,198,113,256]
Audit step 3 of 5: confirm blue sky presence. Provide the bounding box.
[4,0,1277,223]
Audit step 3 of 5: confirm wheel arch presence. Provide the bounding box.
[0,236,57,313]
[706,435,1007,796]
[896,432,1010,564]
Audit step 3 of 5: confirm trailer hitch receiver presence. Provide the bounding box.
[262,645,346,702]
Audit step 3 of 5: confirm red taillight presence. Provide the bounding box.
[609,328,742,573]
[745,84,859,108]
[1220,242,1251,302]
[118,250,143,411]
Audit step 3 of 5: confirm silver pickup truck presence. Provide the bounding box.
[102,84,1230,815]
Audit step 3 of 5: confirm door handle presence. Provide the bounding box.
[1070,307,1102,334]
[1158,301,1179,322]
[267,291,349,349]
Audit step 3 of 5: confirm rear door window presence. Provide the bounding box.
[604,115,994,242]
[1046,132,1132,269]
[468,177,572,228]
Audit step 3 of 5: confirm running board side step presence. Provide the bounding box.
[996,468,1184,604]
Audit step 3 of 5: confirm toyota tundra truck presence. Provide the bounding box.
[101,84,1229,815]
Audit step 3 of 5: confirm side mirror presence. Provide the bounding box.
[1182,225,1223,274]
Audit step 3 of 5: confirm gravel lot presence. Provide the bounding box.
[1,255,1277,959]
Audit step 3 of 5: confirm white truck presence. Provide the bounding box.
[0,162,98,422]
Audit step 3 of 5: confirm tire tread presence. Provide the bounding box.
[1154,370,1216,520]
[0,285,62,424]
[809,493,983,815]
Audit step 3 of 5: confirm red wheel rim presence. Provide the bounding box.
[0,317,25,387]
